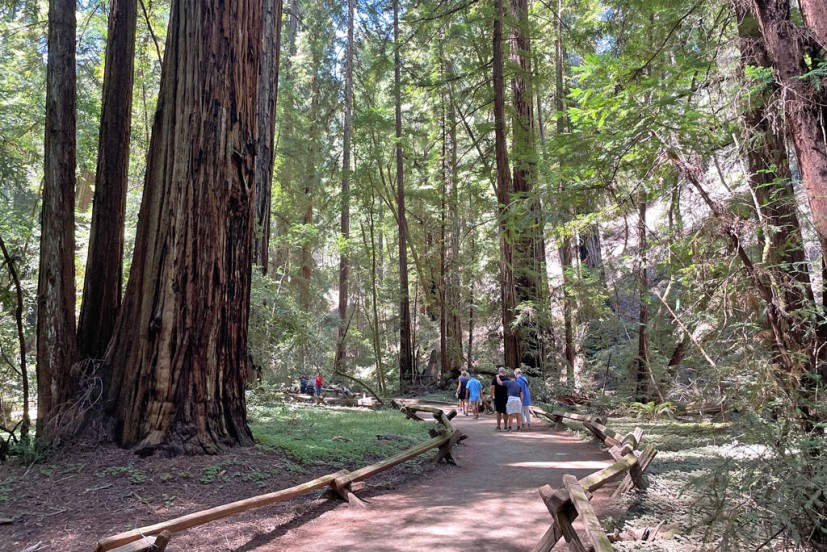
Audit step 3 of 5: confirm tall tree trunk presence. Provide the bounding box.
[37,0,79,444]
[253,0,284,274]
[299,74,319,313]
[446,92,464,375]
[555,0,575,383]
[395,0,414,389]
[494,0,519,370]
[334,0,354,375]
[0,236,31,440]
[635,192,651,401]
[78,0,137,360]
[750,0,827,397]
[439,103,449,379]
[737,5,812,315]
[104,0,260,454]
[509,0,545,371]
[271,0,299,276]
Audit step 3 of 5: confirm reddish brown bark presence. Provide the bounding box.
[752,0,827,266]
[494,0,519,370]
[750,0,827,395]
[253,0,284,274]
[37,0,79,443]
[104,0,260,454]
[736,5,813,315]
[509,0,546,371]
[78,0,137,360]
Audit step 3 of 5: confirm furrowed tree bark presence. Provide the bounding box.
[395,0,414,389]
[509,0,546,371]
[78,0,137,360]
[493,0,520,370]
[749,0,827,400]
[37,0,79,444]
[104,0,260,454]
[751,1,827,283]
[253,0,284,274]
[334,0,354,375]
[736,4,813,316]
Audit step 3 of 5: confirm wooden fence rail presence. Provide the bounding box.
[96,405,461,552]
[530,407,661,552]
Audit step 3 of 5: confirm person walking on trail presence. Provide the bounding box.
[496,371,524,431]
[456,370,470,415]
[315,372,323,397]
[466,373,483,419]
[515,368,532,430]
[490,367,510,430]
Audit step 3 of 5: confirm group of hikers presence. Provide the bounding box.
[299,373,324,396]
[455,367,532,431]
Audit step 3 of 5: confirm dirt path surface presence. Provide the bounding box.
[259,406,614,552]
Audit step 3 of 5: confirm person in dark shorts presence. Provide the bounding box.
[456,370,470,415]
[497,371,524,431]
[490,366,510,430]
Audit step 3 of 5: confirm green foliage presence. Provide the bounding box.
[248,402,430,465]
[627,401,677,420]
[96,464,147,485]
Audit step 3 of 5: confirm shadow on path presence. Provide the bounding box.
[235,405,614,552]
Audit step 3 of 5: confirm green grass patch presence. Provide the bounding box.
[249,403,432,465]
[418,390,458,403]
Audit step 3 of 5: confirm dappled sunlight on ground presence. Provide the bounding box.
[255,406,614,552]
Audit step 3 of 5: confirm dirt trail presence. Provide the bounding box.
[257,406,614,552]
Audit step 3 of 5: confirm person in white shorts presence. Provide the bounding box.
[496,372,524,431]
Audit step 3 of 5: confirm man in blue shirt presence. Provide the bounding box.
[496,371,524,431]
[466,374,483,419]
[515,368,532,430]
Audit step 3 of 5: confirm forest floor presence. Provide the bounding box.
[0,398,744,552]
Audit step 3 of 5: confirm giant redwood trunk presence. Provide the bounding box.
[37,0,79,443]
[78,0,137,359]
[752,1,827,277]
[750,0,827,395]
[104,0,260,454]
[509,0,546,371]
[253,0,284,274]
[736,5,813,316]
[494,0,520,370]
[395,0,414,388]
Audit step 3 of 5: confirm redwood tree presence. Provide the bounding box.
[78,0,137,359]
[493,0,520,370]
[509,0,546,371]
[253,0,284,274]
[36,0,79,443]
[104,0,261,454]
[395,0,414,388]
[333,0,354,375]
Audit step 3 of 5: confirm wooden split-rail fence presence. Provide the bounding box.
[95,403,463,552]
[529,405,661,552]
